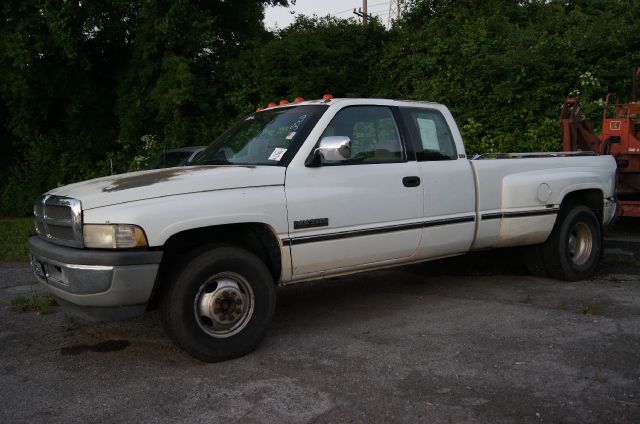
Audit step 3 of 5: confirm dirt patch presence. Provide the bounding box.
[101,165,254,192]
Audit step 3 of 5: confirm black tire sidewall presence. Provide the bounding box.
[554,206,602,280]
[163,247,276,362]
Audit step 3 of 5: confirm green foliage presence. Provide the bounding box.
[1,134,100,215]
[581,301,603,315]
[378,0,640,154]
[2,0,640,216]
[0,218,34,261]
[62,313,77,331]
[1,0,288,215]
[220,15,388,116]
[11,291,57,315]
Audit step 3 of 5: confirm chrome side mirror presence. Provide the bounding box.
[314,136,351,162]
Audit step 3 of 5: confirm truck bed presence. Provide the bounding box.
[469,154,616,250]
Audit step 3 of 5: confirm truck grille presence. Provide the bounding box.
[33,195,83,248]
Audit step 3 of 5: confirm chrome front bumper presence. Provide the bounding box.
[28,236,163,321]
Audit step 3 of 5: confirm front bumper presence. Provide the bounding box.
[28,236,163,321]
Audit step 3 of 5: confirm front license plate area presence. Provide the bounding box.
[29,255,46,280]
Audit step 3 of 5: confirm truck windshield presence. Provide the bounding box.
[195,105,328,166]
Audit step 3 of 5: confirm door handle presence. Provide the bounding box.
[402,176,421,187]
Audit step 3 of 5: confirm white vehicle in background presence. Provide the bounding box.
[29,97,617,362]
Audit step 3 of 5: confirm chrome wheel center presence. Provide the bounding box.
[568,234,577,253]
[194,273,254,338]
[567,222,593,266]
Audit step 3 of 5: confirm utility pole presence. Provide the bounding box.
[387,0,403,27]
[353,0,372,24]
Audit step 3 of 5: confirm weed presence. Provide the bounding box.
[553,299,569,310]
[10,294,31,312]
[593,370,608,383]
[519,292,533,304]
[580,302,603,315]
[11,292,57,315]
[62,313,77,331]
[603,254,640,268]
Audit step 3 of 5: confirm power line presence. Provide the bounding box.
[334,1,389,16]
[353,0,373,24]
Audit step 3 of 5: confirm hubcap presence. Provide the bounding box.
[194,272,254,338]
[567,222,593,266]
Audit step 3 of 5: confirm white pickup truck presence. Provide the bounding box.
[28,98,617,361]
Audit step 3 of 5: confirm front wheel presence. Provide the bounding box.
[542,205,602,281]
[160,246,276,362]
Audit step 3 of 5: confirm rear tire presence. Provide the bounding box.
[160,246,276,362]
[541,205,602,281]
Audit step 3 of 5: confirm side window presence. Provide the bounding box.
[402,108,457,161]
[319,106,405,164]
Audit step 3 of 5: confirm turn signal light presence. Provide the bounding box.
[293,97,305,103]
[322,94,333,101]
[279,99,289,105]
[267,102,276,108]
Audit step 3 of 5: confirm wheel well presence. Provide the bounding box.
[147,223,283,309]
[560,189,603,220]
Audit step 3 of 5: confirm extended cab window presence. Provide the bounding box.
[401,108,457,161]
[319,106,405,165]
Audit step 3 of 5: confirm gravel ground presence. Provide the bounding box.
[0,221,639,423]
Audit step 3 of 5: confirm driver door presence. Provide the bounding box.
[284,105,424,277]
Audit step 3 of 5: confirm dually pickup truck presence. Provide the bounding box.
[29,98,617,362]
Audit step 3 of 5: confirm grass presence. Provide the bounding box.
[553,299,569,310]
[580,301,603,315]
[519,292,533,304]
[593,370,608,383]
[0,217,34,261]
[62,313,77,331]
[11,292,57,315]
[603,254,640,268]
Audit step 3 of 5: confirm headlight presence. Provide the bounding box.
[83,224,148,249]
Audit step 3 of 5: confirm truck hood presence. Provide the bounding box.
[47,165,286,210]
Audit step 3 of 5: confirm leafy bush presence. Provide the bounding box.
[1,134,101,216]
[2,0,640,216]
[0,218,33,261]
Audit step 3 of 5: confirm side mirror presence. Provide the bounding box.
[306,136,351,167]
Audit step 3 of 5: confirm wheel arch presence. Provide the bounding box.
[558,188,604,222]
[147,223,283,309]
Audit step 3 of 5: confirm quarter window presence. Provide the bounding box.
[402,108,457,161]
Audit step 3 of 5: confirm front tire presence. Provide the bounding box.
[160,246,276,362]
[542,205,602,281]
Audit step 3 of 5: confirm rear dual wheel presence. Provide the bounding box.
[160,246,276,362]
[525,205,602,281]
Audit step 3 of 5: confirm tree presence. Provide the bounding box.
[220,15,388,116]
[0,0,287,215]
[376,0,640,153]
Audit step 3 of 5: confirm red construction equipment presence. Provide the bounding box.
[561,67,640,217]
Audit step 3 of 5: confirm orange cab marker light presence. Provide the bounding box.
[279,99,289,105]
[293,97,305,103]
[322,94,333,101]
[256,107,264,112]
[267,102,277,108]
